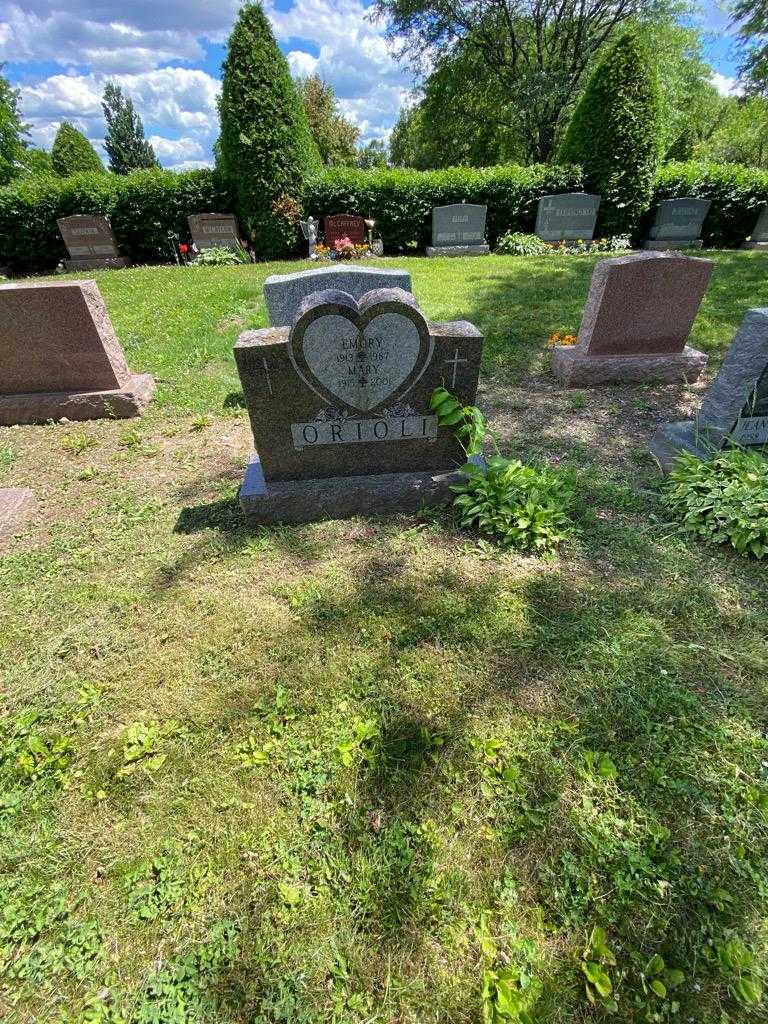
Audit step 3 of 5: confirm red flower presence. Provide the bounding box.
[179,244,189,254]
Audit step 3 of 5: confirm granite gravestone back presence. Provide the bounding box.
[535,194,601,242]
[188,213,241,251]
[57,215,127,271]
[426,204,490,257]
[324,214,366,247]
[651,308,768,470]
[0,280,154,425]
[550,252,712,386]
[642,198,710,250]
[742,206,768,249]
[234,287,483,522]
[264,265,412,327]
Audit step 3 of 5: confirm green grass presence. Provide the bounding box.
[1,253,767,1023]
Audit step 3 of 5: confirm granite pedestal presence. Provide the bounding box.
[641,239,704,251]
[426,243,490,258]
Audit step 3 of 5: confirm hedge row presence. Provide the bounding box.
[0,169,233,273]
[653,161,768,247]
[301,164,585,250]
[2,160,768,272]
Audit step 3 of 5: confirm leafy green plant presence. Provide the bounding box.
[191,244,248,266]
[663,448,768,558]
[581,926,618,1012]
[336,718,379,767]
[62,431,99,455]
[481,966,541,1023]
[114,720,181,777]
[495,231,551,256]
[639,953,685,1003]
[431,389,575,552]
[717,937,764,1007]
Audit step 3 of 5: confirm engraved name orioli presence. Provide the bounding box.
[292,414,438,449]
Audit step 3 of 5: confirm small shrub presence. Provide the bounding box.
[430,388,575,553]
[496,231,550,256]
[663,449,768,558]
[191,245,248,266]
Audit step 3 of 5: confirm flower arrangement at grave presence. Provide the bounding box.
[547,331,578,347]
[313,236,375,261]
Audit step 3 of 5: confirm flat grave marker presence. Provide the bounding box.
[234,285,483,522]
[0,488,36,545]
[550,252,712,386]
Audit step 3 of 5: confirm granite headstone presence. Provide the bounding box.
[642,198,710,250]
[234,286,484,522]
[188,213,241,251]
[535,193,601,242]
[57,215,127,271]
[651,308,768,470]
[324,214,366,247]
[0,280,155,425]
[742,206,768,250]
[264,265,412,327]
[426,204,490,257]
[550,252,712,386]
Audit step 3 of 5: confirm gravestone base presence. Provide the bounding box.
[641,239,703,251]
[649,421,720,473]
[0,373,155,426]
[426,244,490,258]
[63,256,129,272]
[0,488,36,543]
[741,241,768,250]
[550,344,707,386]
[240,453,479,524]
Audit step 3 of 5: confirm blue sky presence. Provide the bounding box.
[0,0,743,170]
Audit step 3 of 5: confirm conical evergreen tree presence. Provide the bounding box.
[102,82,159,175]
[51,121,105,176]
[218,2,321,258]
[559,32,663,235]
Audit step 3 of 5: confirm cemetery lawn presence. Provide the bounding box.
[2,251,768,1024]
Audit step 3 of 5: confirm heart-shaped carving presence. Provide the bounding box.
[288,288,434,414]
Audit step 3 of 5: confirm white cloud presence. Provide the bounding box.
[287,49,319,78]
[711,71,744,97]
[19,67,220,168]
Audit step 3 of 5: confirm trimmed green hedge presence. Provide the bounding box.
[301,165,584,251]
[2,160,768,272]
[0,168,233,273]
[653,161,768,247]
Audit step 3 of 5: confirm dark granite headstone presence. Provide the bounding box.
[234,287,484,522]
[742,206,768,249]
[551,252,711,385]
[324,214,366,247]
[188,213,241,250]
[426,204,489,257]
[651,307,768,470]
[535,194,601,242]
[0,280,154,425]
[643,198,710,250]
[57,215,127,271]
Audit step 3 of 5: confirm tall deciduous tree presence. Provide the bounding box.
[102,82,158,174]
[356,139,388,168]
[0,64,26,185]
[373,0,657,162]
[732,0,768,95]
[218,2,321,258]
[558,31,663,234]
[51,122,105,176]
[298,74,359,165]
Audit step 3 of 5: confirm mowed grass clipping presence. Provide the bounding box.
[0,252,767,1023]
